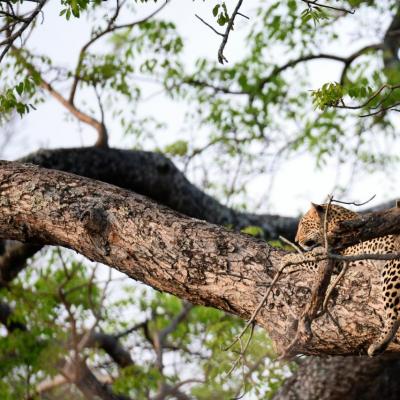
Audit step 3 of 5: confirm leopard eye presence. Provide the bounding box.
[304,239,317,248]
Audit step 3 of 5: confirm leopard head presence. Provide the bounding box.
[295,203,358,251]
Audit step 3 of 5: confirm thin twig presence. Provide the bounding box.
[321,260,349,311]
[302,0,355,14]
[0,0,45,63]
[194,14,224,37]
[218,0,244,64]
[226,322,254,377]
[323,195,333,251]
[332,194,376,207]
[360,101,400,117]
[335,83,400,112]
[279,235,303,254]
[236,12,249,20]
[224,263,291,351]
[69,0,169,104]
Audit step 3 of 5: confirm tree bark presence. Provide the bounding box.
[330,207,400,250]
[0,160,397,357]
[273,355,400,400]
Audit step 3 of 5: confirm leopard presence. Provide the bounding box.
[283,202,400,357]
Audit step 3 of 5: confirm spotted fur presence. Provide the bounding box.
[290,203,400,356]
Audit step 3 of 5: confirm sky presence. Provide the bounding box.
[2,0,399,217]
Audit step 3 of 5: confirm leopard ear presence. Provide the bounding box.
[396,200,400,208]
[311,202,325,216]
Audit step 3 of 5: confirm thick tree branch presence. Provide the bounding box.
[0,160,398,356]
[274,355,400,400]
[329,206,400,250]
[2,147,397,293]
[0,146,296,291]
[20,147,298,239]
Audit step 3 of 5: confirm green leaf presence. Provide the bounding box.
[212,4,220,17]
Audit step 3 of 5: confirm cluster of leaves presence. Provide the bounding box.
[212,2,229,26]
[311,81,377,110]
[59,0,103,20]
[0,76,37,117]
[300,6,329,26]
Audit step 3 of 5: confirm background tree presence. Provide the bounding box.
[1,0,400,399]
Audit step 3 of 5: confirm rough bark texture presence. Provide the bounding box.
[330,207,400,250]
[0,160,398,357]
[274,355,400,400]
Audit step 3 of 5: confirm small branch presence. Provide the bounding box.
[360,101,400,117]
[260,44,383,89]
[340,44,383,84]
[332,194,376,207]
[194,14,224,37]
[282,199,335,357]
[334,83,400,112]
[279,235,303,254]
[302,0,355,14]
[218,0,244,64]
[236,12,249,20]
[0,0,45,63]
[321,260,349,311]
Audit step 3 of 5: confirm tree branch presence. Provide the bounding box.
[218,0,245,64]
[0,0,46,63]
[12,48,109,147]
[273,355,400,400]
[301,0,355,14]
[329,206,400,250]
[0,160,398,356]
[260,44,383,89]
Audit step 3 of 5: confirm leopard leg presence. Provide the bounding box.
[368,262,400,357]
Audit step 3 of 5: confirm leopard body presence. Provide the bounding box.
[289,203,400,356]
